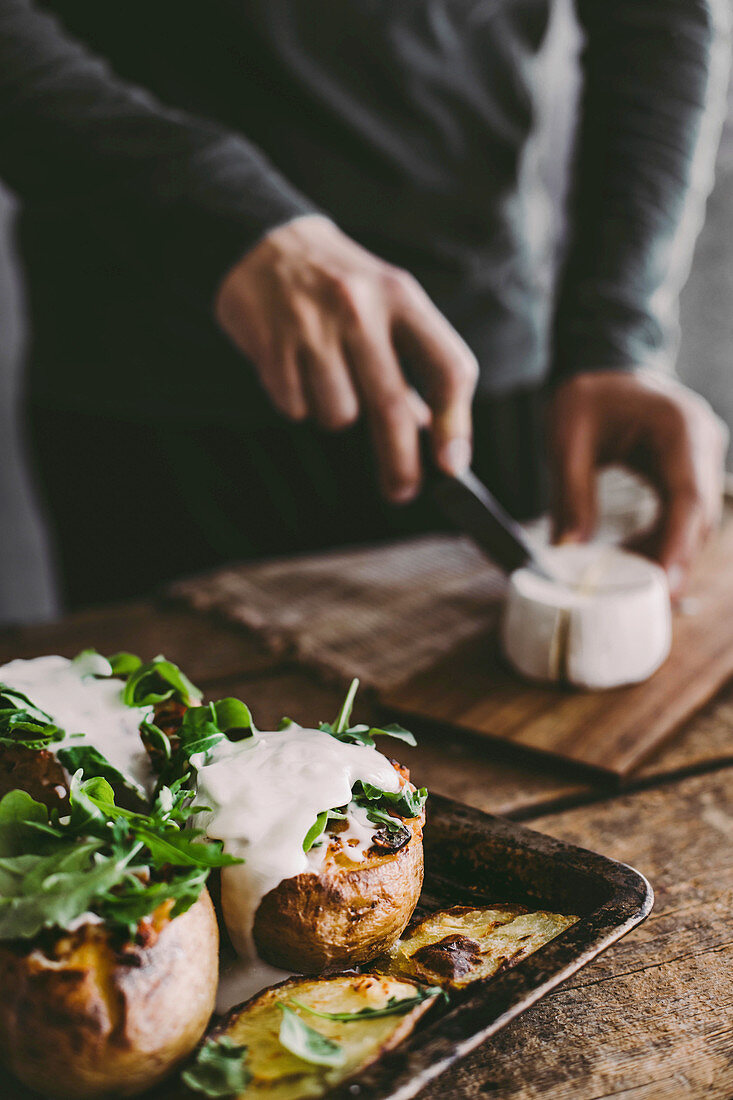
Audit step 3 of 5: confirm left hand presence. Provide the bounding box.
[547,370,728,597]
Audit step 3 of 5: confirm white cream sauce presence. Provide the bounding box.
[0,655,154,795]
[194,727,402,959]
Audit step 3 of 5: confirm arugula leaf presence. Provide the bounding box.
[122,656,202,708]
[318,680,418,750]
[277,1003,345,1067]
[0,686,52,721]
[181,1037,251,1098]
[302,807,348,853]
[57,745,147,804]
[333,677,359,735]
[107,652,143,677]
[289,985,444,1021]
[355,782,428,821]
[0,789,53,856]
[0,771,241,941]
[0,686,64,751]
[157,699,256,791]
[212,698,254,736]
[140,720,172,760]
[0,838,132,940]
[303,811,328,853]
[367,723,417,747]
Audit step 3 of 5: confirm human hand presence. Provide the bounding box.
[547,370,728,596]
[215,215,478,502]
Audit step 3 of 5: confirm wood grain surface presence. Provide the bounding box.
[0,599,278,685]
[419,768,733,1100]
[382,517,733,778]
[1,599,731,1099]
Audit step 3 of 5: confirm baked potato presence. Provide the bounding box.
[0,890,219,1099]
[182,972,439,1099]
[377,904,579,989]
[0,652,198,811]
[194,680,427,974]
[252,801,424,972]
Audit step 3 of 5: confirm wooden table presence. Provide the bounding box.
[2,597,731,1100]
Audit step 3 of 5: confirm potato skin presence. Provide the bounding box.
[0,744,69,812]
[253,813,424,972]
[0,889,219,1099]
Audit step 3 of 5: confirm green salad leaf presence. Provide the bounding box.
[277,1003,346,1067]
[107,652,143,677]
[319,679,417,749]
[355,781,428,822]
[0,685,64,751]
[122,655,202,708]
[0,772,241,941]
[155,699,254,791]
[181,1037,251,1098]
[302,807,347,853]
[288,985,444,1021]
[56,745,147,804]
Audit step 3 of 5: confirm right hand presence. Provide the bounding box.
[214,215,478,502]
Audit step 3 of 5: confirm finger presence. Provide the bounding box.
[258,344,308,421]
[346,329,421,503]
[651,409,721,591]
[549,414,598,544]
[389,273,478,475]
[406,387,432,429]
[298,343,360,431]
[656,492,707,597]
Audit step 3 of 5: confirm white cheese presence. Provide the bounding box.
[0,655,154,794]
[501,545,672,690]
[193,727,402,960]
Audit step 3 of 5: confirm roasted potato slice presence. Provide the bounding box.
[0,889,219,1099]
[252,811,424,972]
[378,904,578,989]
[190,973,438,1099]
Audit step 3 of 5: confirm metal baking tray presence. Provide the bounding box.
[6,793,652,1100]
[328,792,654,1100]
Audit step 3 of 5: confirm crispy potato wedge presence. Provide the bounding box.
[0,889,219,1099]
[200,972,438,1099]
[252,811,424,972]
[378,904,578,989]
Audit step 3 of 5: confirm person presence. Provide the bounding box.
[0,0,728,607]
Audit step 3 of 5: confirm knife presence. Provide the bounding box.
[422,438,556,579]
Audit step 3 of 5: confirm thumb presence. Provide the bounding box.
[549,417,598,544]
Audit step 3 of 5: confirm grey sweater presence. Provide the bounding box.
[1,0,728,419]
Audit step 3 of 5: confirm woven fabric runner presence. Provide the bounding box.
[170,470,658,692]
[172,535,506,690]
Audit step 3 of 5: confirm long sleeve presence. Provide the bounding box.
[551,0,730,380]
[0,0,318,308]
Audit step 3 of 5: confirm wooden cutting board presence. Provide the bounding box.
[381,517,733,779]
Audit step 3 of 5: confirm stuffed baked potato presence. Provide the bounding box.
[196,681,428,973]
[253,790,424,971]
[0,762,238,1098]
[0,891,218,1099]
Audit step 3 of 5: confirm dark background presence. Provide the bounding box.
[0,0,731,626]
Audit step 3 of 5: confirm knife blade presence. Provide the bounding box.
[422,440,556,579]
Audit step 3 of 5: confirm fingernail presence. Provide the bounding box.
[439,438,471,476]
[666,564,685,596]
[390,484,419,505]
